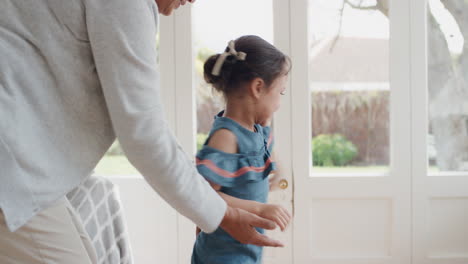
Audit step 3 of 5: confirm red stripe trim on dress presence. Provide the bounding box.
[267,133,274,147]
[196,157,272,178]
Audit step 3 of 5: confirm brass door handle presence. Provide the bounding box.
[279,179,288,190]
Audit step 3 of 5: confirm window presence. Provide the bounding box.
[192,0,274,150]
[309,0,390,176]
[427,0,468,174]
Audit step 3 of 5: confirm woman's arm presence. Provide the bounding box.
[86,0,227,233]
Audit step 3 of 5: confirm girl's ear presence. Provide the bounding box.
[248,78,265,100]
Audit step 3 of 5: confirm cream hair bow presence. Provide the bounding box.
[211,40,247,76]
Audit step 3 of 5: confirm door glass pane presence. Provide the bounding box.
[427,0,468,174]
[192,0,274,151]
[309,0,390,176]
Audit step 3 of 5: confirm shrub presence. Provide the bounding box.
[312,134,358,166]
[197,133,208,151]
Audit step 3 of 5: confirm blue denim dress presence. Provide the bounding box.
[191,111,276,264]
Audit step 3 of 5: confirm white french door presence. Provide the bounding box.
[411,1,468,263]
[289,0,468,263]
[154,1,468,263]
[291,0,412,263]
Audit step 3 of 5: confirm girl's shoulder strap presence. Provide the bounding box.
[205,111,258,153]
[206,113,242,149]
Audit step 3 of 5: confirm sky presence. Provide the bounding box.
[192,0,274,52]
[191,0,463,55]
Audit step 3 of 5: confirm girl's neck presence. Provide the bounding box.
[224,101,257,132]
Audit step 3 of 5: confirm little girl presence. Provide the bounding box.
[191,35,292,264]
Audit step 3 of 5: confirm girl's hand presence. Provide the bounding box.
[257,204,291,232]
[196,226,201,236]
[268,174,282,191]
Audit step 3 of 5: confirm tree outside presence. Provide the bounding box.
[343,0,468,172]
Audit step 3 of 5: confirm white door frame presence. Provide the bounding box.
[160,7,199,264]
[261,1,296,263]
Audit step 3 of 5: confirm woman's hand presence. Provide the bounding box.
[220,206,284,247]
[257,203,291,232]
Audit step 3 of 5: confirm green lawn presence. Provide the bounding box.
[312,166,389,174]
[94,155,139,175]
[312,166,439,174]
[94,155,440,176]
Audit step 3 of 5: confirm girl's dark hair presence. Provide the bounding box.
[204,35,291,96]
